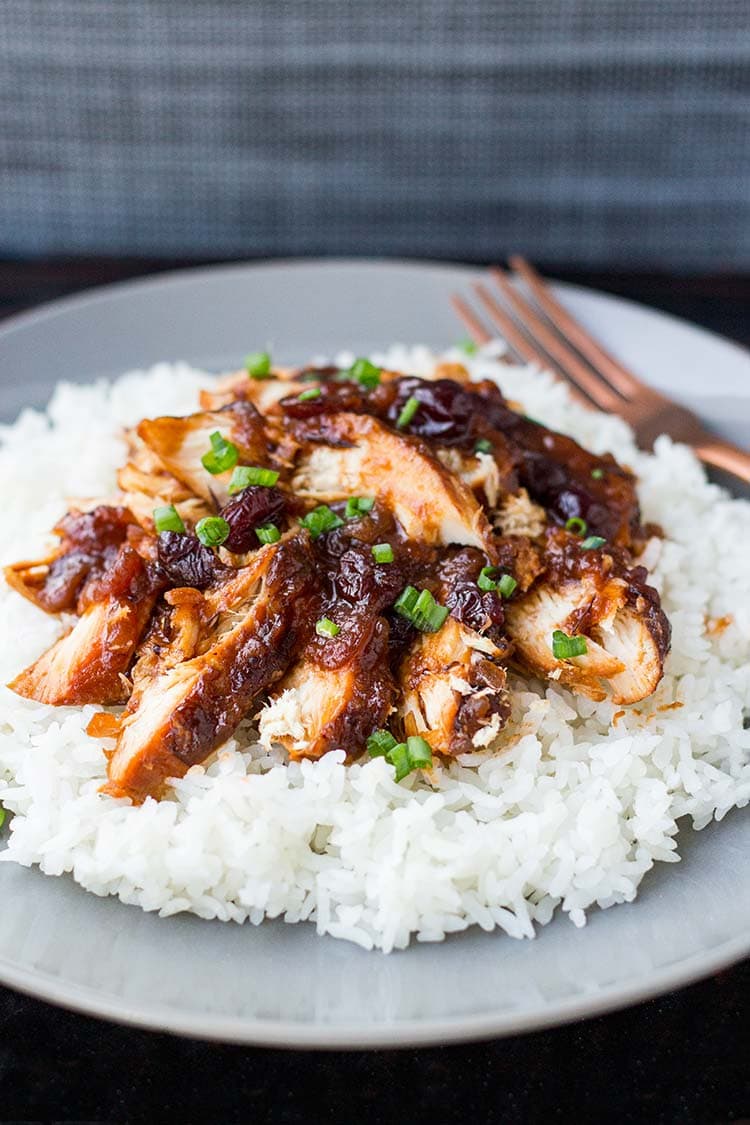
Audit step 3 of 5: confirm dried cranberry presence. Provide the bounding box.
[444,581,505,636]
[157,532,220,589]
[220,487,286,553]
[280,382,369,419]
[329,547,404,612]
[386,378,482,446]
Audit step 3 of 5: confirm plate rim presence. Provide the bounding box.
[0,255,747,1045]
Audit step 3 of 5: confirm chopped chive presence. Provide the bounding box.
[245,351,272,379]
[393,585,419,618]
[372,543,394,564]
[256,524,281,545]
[195,516,230,548]
[348,357,381,389]
[228,465,280,493]
[367,729,398,757]
[386,741,411,782]
[153,504,185,534]
[315,616,340,638]
[477,566,500,592]
[299,504,344,540]
[297,387,322,402]
[406,735,433,769]
[565,516,588,537]
[551,629,588,660]
[458,338,479,356]
[201,431,239,475]
[581,535,606,551]
[396,395,420,430]
[345,495,375,519]
[591,467,605,480]
[0,806,6,830]
[474,438,493,454]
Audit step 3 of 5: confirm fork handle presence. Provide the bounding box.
[694,438,750,484]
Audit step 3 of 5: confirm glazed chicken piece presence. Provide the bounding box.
[117,437,212,531]
[103,531,315,802]
[136,400,273,508]
[395,549,513,755]
[10,540,161,706]
[291,413,497,556]
[504,529,670,704]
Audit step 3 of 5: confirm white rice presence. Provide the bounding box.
[0,347,748,952]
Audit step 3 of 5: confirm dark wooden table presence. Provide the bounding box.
[0,258,748,1125]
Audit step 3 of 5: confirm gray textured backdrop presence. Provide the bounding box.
[1,1,749,268]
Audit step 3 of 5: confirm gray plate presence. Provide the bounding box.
[0,259,748,1047]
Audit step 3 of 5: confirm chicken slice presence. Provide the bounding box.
[102,531,315,802]
[9,544,159,706]
[396,617,510,755]
[504,533,670,704]
[136,401,272,508]
[292,413,497,555]
[258,616,395,760]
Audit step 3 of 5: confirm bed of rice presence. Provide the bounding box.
[0,345,748,952]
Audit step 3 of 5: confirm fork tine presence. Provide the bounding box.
[471,283,593,409]
[489,267,622,412]
[449,294,492,346]
[509,256,646,399]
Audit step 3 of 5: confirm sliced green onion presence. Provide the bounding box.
[386,741,411,782]
[406,735,433,769]
[396,395,420,430]
[591,467,605,480]
[474,438,493,454]
[394,587,449,634]
[345,495,375,519]
[498,574,517,598]
[581,535,606,551]
[195,516,230,548]
[0,806,6,830]
[228,465,280,493]
[201,431,239,475]
[256,524,281,545]
[297,387,322,402]
[477,566,500,592]
[315,616,340,638]
[458,338,478,356]
[552,629,588,660]
[299,505,344,540]
[348,357,381,389]
[565,516,588,537]
[367,729,398,757]
[245,351,272,379]
[153,504,185,534]
[372,543,394,564]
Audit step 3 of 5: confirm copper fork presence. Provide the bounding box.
[452,257,750,484]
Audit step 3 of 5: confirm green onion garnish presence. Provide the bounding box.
[195,516,230,548]
[565,516,588,537]
[552,630,588,660]
[396,395,420,429]
[297,387,322,402]
[299,505,344,540]
[256,524,281,545]
[387,741,412,782]
[153,504,185,534]
[228,465,280,493]
[591,467,605,480]
[458,338,479,356]
[201,431,239,475]
[476,567,517,598]
[581,535,606,551]
[345,495,375,519]
[315,616,340,638]
[367,729,398,757]
[394,586,448,633]
[245,351,272,379]
[406,735,433,769]
[372,543,394,564]
[0,806,6,831]
[474,438,493,454]
[348,357,382,389]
